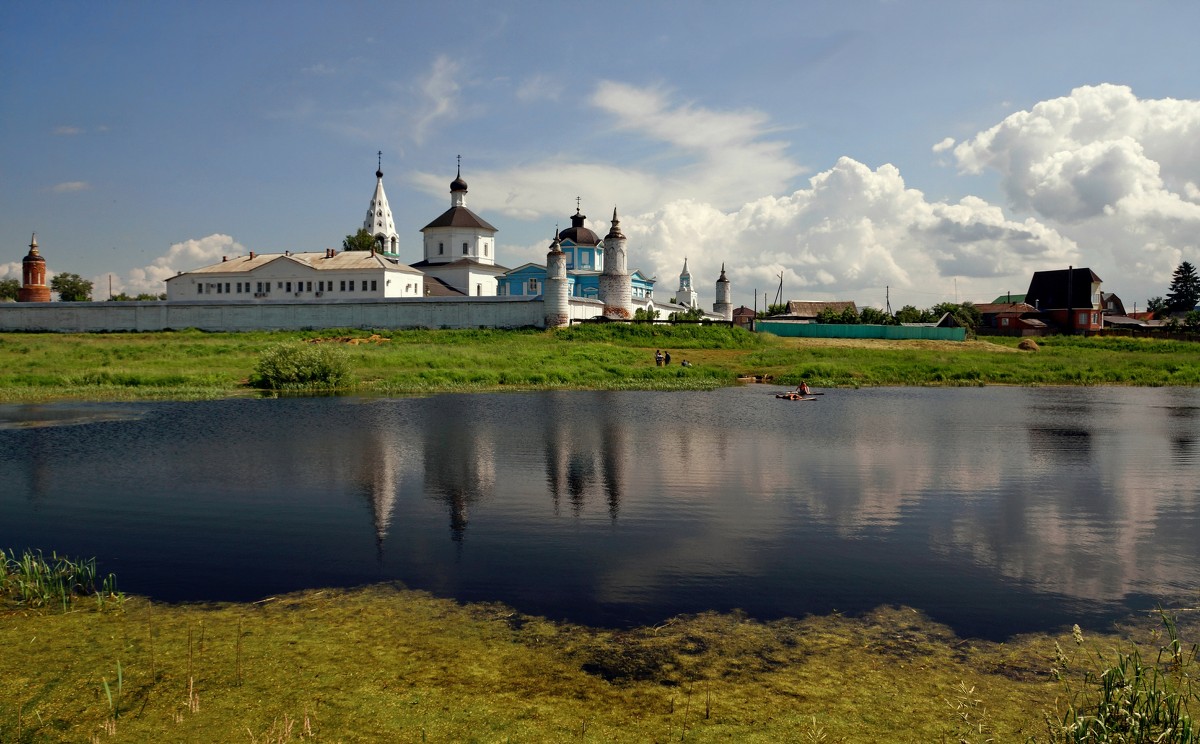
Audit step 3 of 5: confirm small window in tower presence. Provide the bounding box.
[463,242,469,254]
[484,243,488,257]
[438,242,444,254]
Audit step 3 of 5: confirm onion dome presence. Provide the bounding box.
[558,206,600,246]
[450,165,468,192]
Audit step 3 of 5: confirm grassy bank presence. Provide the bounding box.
[1,326,1198,402]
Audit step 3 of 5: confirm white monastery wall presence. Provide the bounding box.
[0,298,547,332]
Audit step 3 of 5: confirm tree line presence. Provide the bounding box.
[756,301,983,329]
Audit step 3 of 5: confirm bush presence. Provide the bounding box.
[251,343,352,391]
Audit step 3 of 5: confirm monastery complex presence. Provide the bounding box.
[2,159,729,331]
[161,160,734,326]
[4,158,734,332]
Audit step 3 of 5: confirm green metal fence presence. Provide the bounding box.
[756,321,966,341]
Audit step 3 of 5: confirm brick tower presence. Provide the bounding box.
[18,234,51,302]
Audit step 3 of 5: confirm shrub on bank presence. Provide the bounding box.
[251,343,351,391]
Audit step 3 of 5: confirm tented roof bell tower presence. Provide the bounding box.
[363,151,400,257]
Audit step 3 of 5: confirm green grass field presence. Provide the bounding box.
[1,326,1197,402]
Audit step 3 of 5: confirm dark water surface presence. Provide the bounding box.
[2,386,1197,640]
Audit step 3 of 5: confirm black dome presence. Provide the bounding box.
[558,208,600,246]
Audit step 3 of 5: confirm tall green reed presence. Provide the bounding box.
[1,549,119,610]
[1045,613,1197,742]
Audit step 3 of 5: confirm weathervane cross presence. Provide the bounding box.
[377,150,382,170]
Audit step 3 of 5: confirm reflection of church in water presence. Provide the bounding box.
[543,393,626,521]
[352,395,629,550]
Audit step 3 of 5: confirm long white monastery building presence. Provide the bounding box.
[165,249,424,301]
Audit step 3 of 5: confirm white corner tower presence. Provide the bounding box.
[544,230,570,328]
[714,263,732,321]
[599,208,632,319]
[363,151,400,256]
[676,257,698,309]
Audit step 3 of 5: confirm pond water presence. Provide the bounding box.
[2,386,1198,641]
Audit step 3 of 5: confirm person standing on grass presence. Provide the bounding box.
[655,349,663,366]
[664,351,671,365]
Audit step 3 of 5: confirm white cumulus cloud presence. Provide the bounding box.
[952,84,1200,302]
[932,137,955,153]
[102,234,243,296]
[623,157,1076,310]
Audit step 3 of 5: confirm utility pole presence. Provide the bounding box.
[885,285,892,316]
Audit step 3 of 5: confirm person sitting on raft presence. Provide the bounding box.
[795,381,812,395]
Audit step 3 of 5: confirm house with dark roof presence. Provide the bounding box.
[1099,291,1128,317]
[1024,267,1103,333]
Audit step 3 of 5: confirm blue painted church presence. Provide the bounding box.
[497,205,656,302]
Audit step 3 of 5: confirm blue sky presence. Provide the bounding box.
[3,1,1199,310]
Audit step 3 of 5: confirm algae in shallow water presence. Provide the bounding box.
[0,583,1078,742]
